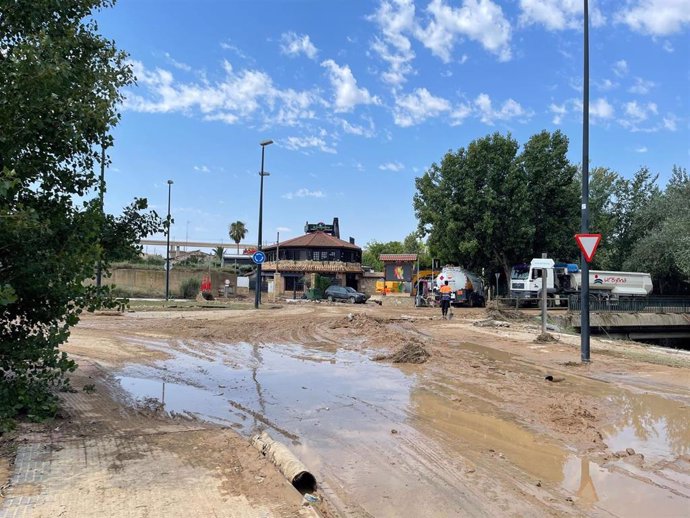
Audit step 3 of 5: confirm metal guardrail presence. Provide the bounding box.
[567,296,690,313]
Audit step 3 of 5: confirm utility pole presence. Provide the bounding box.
[95,143,106,288]
[581,0,591,363]
[165,180,173,301]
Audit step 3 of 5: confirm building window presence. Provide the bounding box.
[284,276,304,291]
[313,251,320,261]
[321,251,329,260]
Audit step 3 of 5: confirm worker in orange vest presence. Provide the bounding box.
[439,280,452,319]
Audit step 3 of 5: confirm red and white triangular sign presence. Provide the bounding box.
[575,233,602,263]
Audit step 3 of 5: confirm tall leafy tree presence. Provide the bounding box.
[414,133,532,280]
[0,0,159,426]
[518,130,579,260]
[625,166,690,294]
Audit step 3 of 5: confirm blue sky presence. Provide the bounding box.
[96,0,690,251]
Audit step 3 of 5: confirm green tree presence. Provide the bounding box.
[402,232,431,269]
[518,130,579,260]
[212,246,225,267]
[0,0,158,427]
[625,166,690,294]
[229,221,248,254]
[414,132,533,280]
[362,240,404,271]
[587,167,622,270]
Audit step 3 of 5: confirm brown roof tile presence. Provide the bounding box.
[379,254,418,262]
[264,231,360,250]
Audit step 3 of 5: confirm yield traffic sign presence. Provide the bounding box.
[575,233,602,263]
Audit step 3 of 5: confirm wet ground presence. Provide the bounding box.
[112,327,690,517]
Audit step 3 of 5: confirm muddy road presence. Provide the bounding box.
[4,302,689,517]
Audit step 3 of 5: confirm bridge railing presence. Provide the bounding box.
[567,296,690,313]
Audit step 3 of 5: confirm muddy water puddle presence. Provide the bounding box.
[115,338,690,517]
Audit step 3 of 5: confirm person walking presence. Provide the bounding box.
[439,280,452,319]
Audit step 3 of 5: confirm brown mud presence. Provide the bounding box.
[2,302,688,517]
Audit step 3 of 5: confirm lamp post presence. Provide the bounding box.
[165,179,173,301]
[254,139,273,309]
[581,0,591,363]
[95,142,106,288]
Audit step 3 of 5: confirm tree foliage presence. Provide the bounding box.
[229,221,248,253]
[0,0,160,427]
[414,129,688,294]
[414,132,533,280]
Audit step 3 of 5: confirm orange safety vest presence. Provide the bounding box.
[439,285,452,299]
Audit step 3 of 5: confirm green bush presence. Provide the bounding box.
[180,277,201,299]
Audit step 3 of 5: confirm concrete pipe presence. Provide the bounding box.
[250,431,317,493]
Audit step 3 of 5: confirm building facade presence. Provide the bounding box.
[261,229,363,296]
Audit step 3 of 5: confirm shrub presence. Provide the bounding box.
[180,277,201,299]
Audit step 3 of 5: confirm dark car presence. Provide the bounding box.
[325,285,368,303]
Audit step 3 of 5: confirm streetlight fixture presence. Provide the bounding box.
[165,179,173,301]
[255,139,273,309]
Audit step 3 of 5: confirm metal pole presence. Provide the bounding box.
[581,0,591,363]
[541,254,548,335]
[96,143,106,288]
[165,180,173,301]
[255,140,272,309]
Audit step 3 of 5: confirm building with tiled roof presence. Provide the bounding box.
[260,226,363,295]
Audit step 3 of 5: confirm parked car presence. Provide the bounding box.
[325,285,368,303]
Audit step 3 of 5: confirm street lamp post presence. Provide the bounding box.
[165,180,173,301]
[254,139,273,309]
[95,143,106,288]
[581,0,591,363]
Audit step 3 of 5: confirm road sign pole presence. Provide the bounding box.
[581,0,591,363]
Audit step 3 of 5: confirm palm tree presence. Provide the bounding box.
[229,221,248,271]
[212,246,225,268]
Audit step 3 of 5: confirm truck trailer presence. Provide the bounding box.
[434,266,486,307]
[510,259,652,305]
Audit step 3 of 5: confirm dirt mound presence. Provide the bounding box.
[487,308,526,321]
[330,313,385,330]
[473,319,510,328]
[534,332,557,343]
[374,341,431,364]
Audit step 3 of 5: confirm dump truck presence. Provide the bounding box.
[509,259,653,305]
[433,266,486,307]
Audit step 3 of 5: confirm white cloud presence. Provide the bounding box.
[321,59,380,112]
[635,146,648,153]
[615,0,690,35]
[280,32,318,59]
[662,40,674,52]
[597,78,618,91]
[628,77,656,94]
[613,60,628,77]
[624,101,658,121]
[663,115,678,131]
[283,135,337,154]
[589,98,615,119]
[474,93,532,124]
[393,88,451,127]
[282,188,326,200]
[519,0,606,30]
[367,0,511,86]
[338,116,376,138]
[164,52,192,72]
[379,161,405,171]
[193,165,210,173]
[549,103,567,124]
[123,60,319,128]
[418,0,512,62]
[368,0,417,86]
[450,102,473,126]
